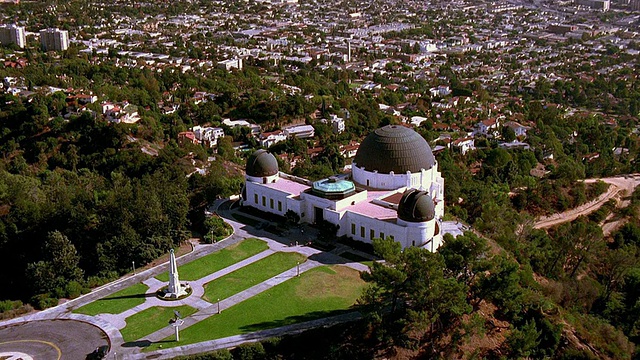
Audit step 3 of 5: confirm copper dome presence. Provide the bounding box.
[353,125,435,174]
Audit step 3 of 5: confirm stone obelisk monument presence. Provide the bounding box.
[164,249,189,299]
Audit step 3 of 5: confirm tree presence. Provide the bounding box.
[216,136,236,161]
[505,320,541,358]
[360,238,471,348]
[203,216,229,243]
[476,254,524,320]
[26,231,83,295]
[502,126,517,142]
[439,231,487,286]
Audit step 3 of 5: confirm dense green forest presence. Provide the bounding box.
[0,103,244,308]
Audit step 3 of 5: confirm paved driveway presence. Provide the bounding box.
[0,319,109,359]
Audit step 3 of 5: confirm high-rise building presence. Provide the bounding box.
[576,0,611,10]
[0,24,26,48]
[40,28,69,51]
[631,0,640,10]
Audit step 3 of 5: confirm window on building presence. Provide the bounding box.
[278,201,282,211]
[254,194,258,204]
[370,229,375,240]
[262,196,266,206]
[380,232,385,240]
[270,198,274,209]
[351,223,356,235]
[360,226,365,238]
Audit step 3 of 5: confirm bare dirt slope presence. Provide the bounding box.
[534,174,640,229]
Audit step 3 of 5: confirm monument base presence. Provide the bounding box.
[156,284,192,301]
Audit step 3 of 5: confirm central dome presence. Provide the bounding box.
[354,125,435,174]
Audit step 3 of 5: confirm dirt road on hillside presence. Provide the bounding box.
[533,174,640,229]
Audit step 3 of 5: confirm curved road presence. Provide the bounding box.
[0,319,109,359]
[534,174,640,229]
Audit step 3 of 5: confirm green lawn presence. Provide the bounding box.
[203,252,307,302]
[73,283,149,316]
[121,305,197,342]
[145,265,366,350]
[156,238,268,282]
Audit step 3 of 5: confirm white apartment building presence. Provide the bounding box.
[0,25,26,48]
[40,28,69,51]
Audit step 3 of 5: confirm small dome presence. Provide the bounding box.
[397,189,435,222]
[246,150,278,177]
[354,125,435,174]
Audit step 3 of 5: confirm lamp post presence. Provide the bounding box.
[217,298,221,314]
[132,261,136,275]
[297,262,300,277]
[172,319,184,341]
[171,311,183,342]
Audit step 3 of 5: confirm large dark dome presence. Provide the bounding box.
[354,125,435,174]
[397,189,436,222]
[246,149,278,177]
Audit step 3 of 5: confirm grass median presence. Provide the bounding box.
[73,283,150,316]
[121,305,197,342]
[156,238,268,282]
[144,265,366,351]
[203,252,307,302]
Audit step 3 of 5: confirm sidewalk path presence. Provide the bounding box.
[140,259,324,343]
[1,198,375,359]
[128,311,363,360]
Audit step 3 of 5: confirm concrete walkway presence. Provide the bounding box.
[140,258,324,344]
[127,311,363,360]
[1,198,375,359]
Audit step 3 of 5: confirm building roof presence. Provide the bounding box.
[353,125,435,174]
[311,177,356,199]
[246,149,279,177]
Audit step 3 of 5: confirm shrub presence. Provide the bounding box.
[174,349,233,360]
[0,299,23,312]
[30,293,58,310]
[231,342,266,360]
[65,280,88,299]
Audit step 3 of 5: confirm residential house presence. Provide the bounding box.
[193,92,217,105]
[321,114,345,134]
[339,141,360,158]
[217,58,243,71]
[499,141,531,150]
[259,130,287,148]
[504,121,531,137]
[408,116,428,127]
[192,126,225,147]
[222,118,261,135]
[178,131,198,146]
[284,124,315,139]
[452,137,476,155]
[429,85,452,97]
[474,117,501,137]
[102,101,140,124]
